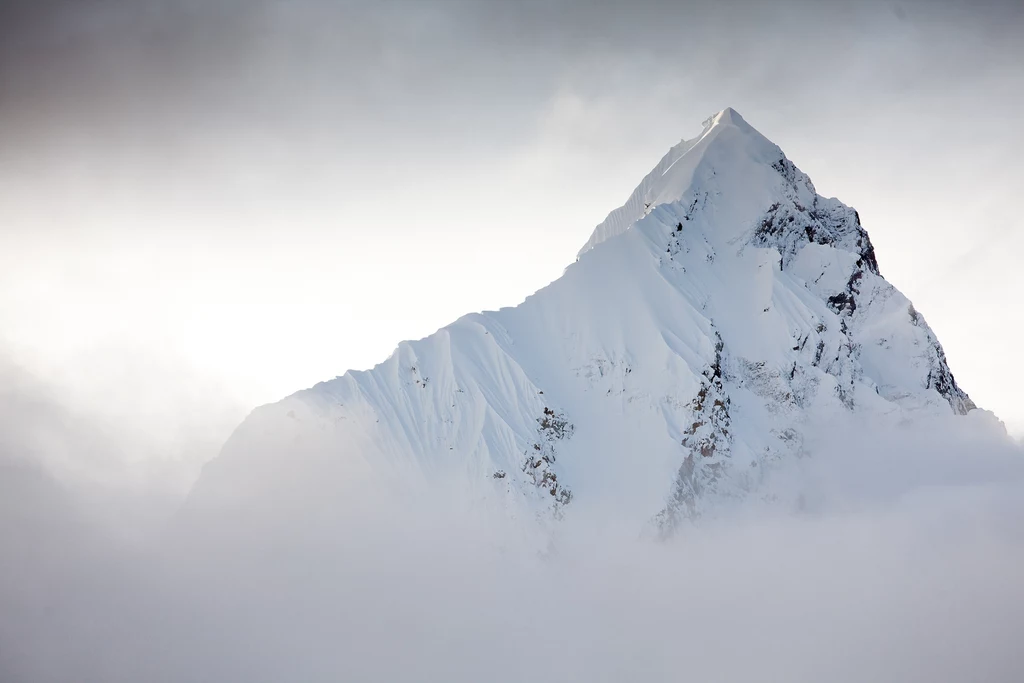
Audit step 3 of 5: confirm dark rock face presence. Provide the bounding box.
[750,155,974,417]
[656,331,733,532]
[522,407,575,511]
[754,157,881,276]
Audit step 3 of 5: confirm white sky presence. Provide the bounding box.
[1,0,1022,489]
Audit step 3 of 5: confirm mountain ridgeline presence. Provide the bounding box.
[185,108,976,536]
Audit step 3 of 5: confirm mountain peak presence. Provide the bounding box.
[186,109,978,539]
[577,107,778,257]
[702,106,749,130]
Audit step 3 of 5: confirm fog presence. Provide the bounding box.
[2,375,1023,681]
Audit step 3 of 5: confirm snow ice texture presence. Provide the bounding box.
[188,108,982,536]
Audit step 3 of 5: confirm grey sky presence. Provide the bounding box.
[1,0,1022,495]
[5,0,1022,168]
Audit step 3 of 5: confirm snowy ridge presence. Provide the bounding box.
[578,108,768,257]
[186,108,977,534]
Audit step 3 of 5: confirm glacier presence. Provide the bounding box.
[185,108,982,535]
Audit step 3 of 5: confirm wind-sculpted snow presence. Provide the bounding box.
[186,108,980,535]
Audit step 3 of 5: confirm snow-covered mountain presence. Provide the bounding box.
[185,108,978,534]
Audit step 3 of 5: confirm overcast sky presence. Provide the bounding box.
[1,0,1022,490]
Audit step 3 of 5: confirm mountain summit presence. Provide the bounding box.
[186,109,977,533]
[578,106,772,256]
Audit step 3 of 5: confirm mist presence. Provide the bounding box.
[2,399,1023,682]
[3,1,1024,681]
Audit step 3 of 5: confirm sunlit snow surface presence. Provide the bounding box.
[187,108,986,535]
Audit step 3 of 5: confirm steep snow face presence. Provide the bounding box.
[186,108,977,534]
[578,108,775,257]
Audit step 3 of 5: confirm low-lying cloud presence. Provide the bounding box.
[1,387,1022,682]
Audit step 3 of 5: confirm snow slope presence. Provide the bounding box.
[185,108,979,534]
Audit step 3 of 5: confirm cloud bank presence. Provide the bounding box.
[1,396,1022,682]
